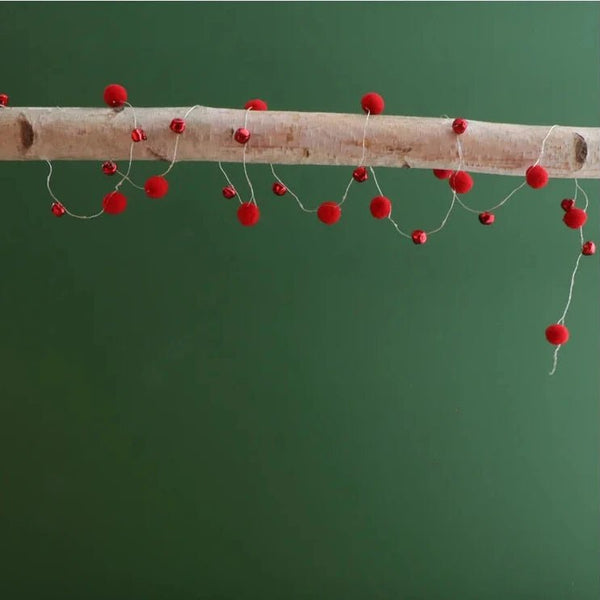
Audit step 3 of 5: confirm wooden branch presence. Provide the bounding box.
[0,106,598,178]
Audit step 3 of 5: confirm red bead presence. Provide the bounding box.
[411,230,427,245]
[479,212,495,225]
[370,196,392,219]
[545,323,569,345]
[353,166,368,182]
[449,171,473,194]
[526,165,548,189]
[103,84,128,108]
[234,128,251,144]
[222,186,237,199]
[51,202,66,217]
[361,92,384,115]
[452,118,468,134]
[561,198,575,212]
[102,191,127,215]
[272,182,287,196]
[170,118,186,134]
[144,176,169,199]
[433,169,453,180]
[317,202,341,225]
[244,99,268,111]
[563,207,587,229]
[131,128,147,142]
[102,161,117,175]
[237,202,260,226]
[582,241,596,256]
[0,94,8,106]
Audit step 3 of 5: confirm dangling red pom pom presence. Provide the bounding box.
[411,230,427,245]
[526,165,548,189]
[449,171,473,194]
[222,186,236,199]
[317,202,341,225]
[582,241,596,256]
[561,198,575,212]
[452,118,468,134]
[102,191,127,214]
[353,166,368,182]
[272,182,287,196]
[478,212,495,225]
[361,92,384,115]
[51,202,66,217]
[237,202,260,226]
[244,99,268,111]
[545,323,569,345]
[563,207,587,229]
[145,176,169,199]
[103,84,128,108]
[433,169,453,180]
[0,94,9,106]
[370,196,392,219]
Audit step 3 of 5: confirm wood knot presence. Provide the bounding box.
[19,115,34,151]
[574,133,587,167]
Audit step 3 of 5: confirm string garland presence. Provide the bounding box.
[1,83,595,375]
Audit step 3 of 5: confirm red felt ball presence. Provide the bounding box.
[317,202,341,225]
[370,196,392,219]
[478,212,495,225]
[361,92,384,115]
[526,165,548,189]
[545,323,569,345]
[222,186,237,199]
[170,118,186,133]
[51,202,66,217]
[449,171,473,194]
[145,176,169,199]
[102,161,117,175]
[237,202,260,226]
[102,191,127,215]
[433,169,453,180]
[452,118,468,134]
[272,182,287,196]
[244,99,268,111]
[563,207,587,229]
[561,198,575,212]
[353,166,368,182]
[103,84,128,108]
[582,241,596,256]
[234,128,251,144]
[411,230,427,245]
[0,93,8,106]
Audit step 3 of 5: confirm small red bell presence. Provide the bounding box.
[272,182,287,196]
[561,198,575,212]
[170,118,186,134]
[0,94,8,106]
[222,186,237,199]
[452,118,468,134]
[582,241,596,256]
[478,212,495,225]
[411,230,427,245]
[51,202,66,217]
[102,161,117,175]
[353,167,368,182]
[131,128,147,142]
[234,128,250,144]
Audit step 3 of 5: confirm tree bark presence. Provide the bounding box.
[0,106,597,178]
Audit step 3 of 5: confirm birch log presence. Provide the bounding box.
[0,106,598,178]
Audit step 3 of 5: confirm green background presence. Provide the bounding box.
[1,2,598,598]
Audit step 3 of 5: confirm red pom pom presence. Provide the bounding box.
[170,118,186,133]
[0,94,9,106]
[51,202,66,217]
[317,202,341,225]
[234,128,250,144]
[449,171,473,194]
[361,92,384,115]
[244,99,268,111]
[582,241,596,256]
[411,230,427,245]
[102,161,117,175]
[353,166,368,182]
[452,118,468,134]
[222,186,236,199]
[370,196,392,219]
[563,207,587,229]
[272,182,287,196]
[103,84,128,108]
[237,202,260,226]
[545,323,569,345]
[526,165,548,189]
[561,198,575,212]
[478,212,495,225]
[144,176,169,199]
[433,169,453,180]
[102,191,127,215]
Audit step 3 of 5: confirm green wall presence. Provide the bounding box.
[1,2,598,598]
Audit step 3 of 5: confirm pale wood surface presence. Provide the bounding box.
[0,106,598,178]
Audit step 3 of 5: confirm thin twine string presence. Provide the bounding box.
[45,160,104,219]
[242,108,257,205]
[269,164,316,213]
[218,160,243,205]
[549,178,589,376]
[159,104,201,177]
[339,110,370,207]
[113,102,138,193]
